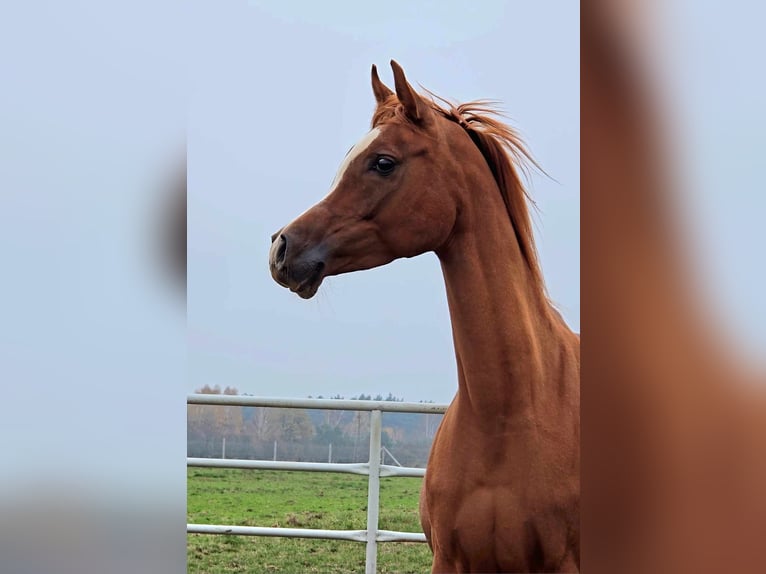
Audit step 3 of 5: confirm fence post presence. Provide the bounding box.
[365,410,382,574]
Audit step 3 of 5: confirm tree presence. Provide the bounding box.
[322,408,345,429]
[422,413,440,441]
[188,385,222,442]
[279,409,315,441]
[247,407,272,440]
[314,423,346,445]
[260,409,315,441]
[189,385,243,443]
[344,411,370,460]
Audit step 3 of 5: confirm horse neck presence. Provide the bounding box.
[436,181,575,424]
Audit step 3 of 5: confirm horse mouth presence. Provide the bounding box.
[289,262,325,299]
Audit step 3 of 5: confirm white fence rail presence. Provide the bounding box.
[187,394,449,574]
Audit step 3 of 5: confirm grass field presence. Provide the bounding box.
[187,468,433,573]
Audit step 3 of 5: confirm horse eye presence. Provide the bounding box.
[373,156,396,175]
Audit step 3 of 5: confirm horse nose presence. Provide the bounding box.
[271,233,288,266]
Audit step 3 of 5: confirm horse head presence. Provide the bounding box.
[269,61,478,298]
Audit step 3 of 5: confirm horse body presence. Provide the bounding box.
[269,61,579,573]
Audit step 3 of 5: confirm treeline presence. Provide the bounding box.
[187,385,443,467]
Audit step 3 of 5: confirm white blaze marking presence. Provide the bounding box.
[327,127,382,195]
[284,127,384,227]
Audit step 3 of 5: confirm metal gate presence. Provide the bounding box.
[187,394,449,574]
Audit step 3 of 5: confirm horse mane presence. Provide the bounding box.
[372,93,547,295]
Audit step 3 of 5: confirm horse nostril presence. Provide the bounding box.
[270,226,286,244]
[274,234,287,265]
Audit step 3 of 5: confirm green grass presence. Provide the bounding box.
[187,468,433,573]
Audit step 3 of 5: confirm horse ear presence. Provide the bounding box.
[390,60,429,123]
[371,64,394,105]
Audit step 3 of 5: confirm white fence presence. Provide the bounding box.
[187,394,449,574]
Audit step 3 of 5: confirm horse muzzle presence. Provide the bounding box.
[269,231,326,299]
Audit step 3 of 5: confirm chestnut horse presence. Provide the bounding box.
[269,61,579,573]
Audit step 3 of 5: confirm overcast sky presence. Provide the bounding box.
[188,1,580,403]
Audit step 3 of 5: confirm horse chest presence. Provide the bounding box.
[425,480,532,571]
[426,477,575,572]
[423,416,576,571]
